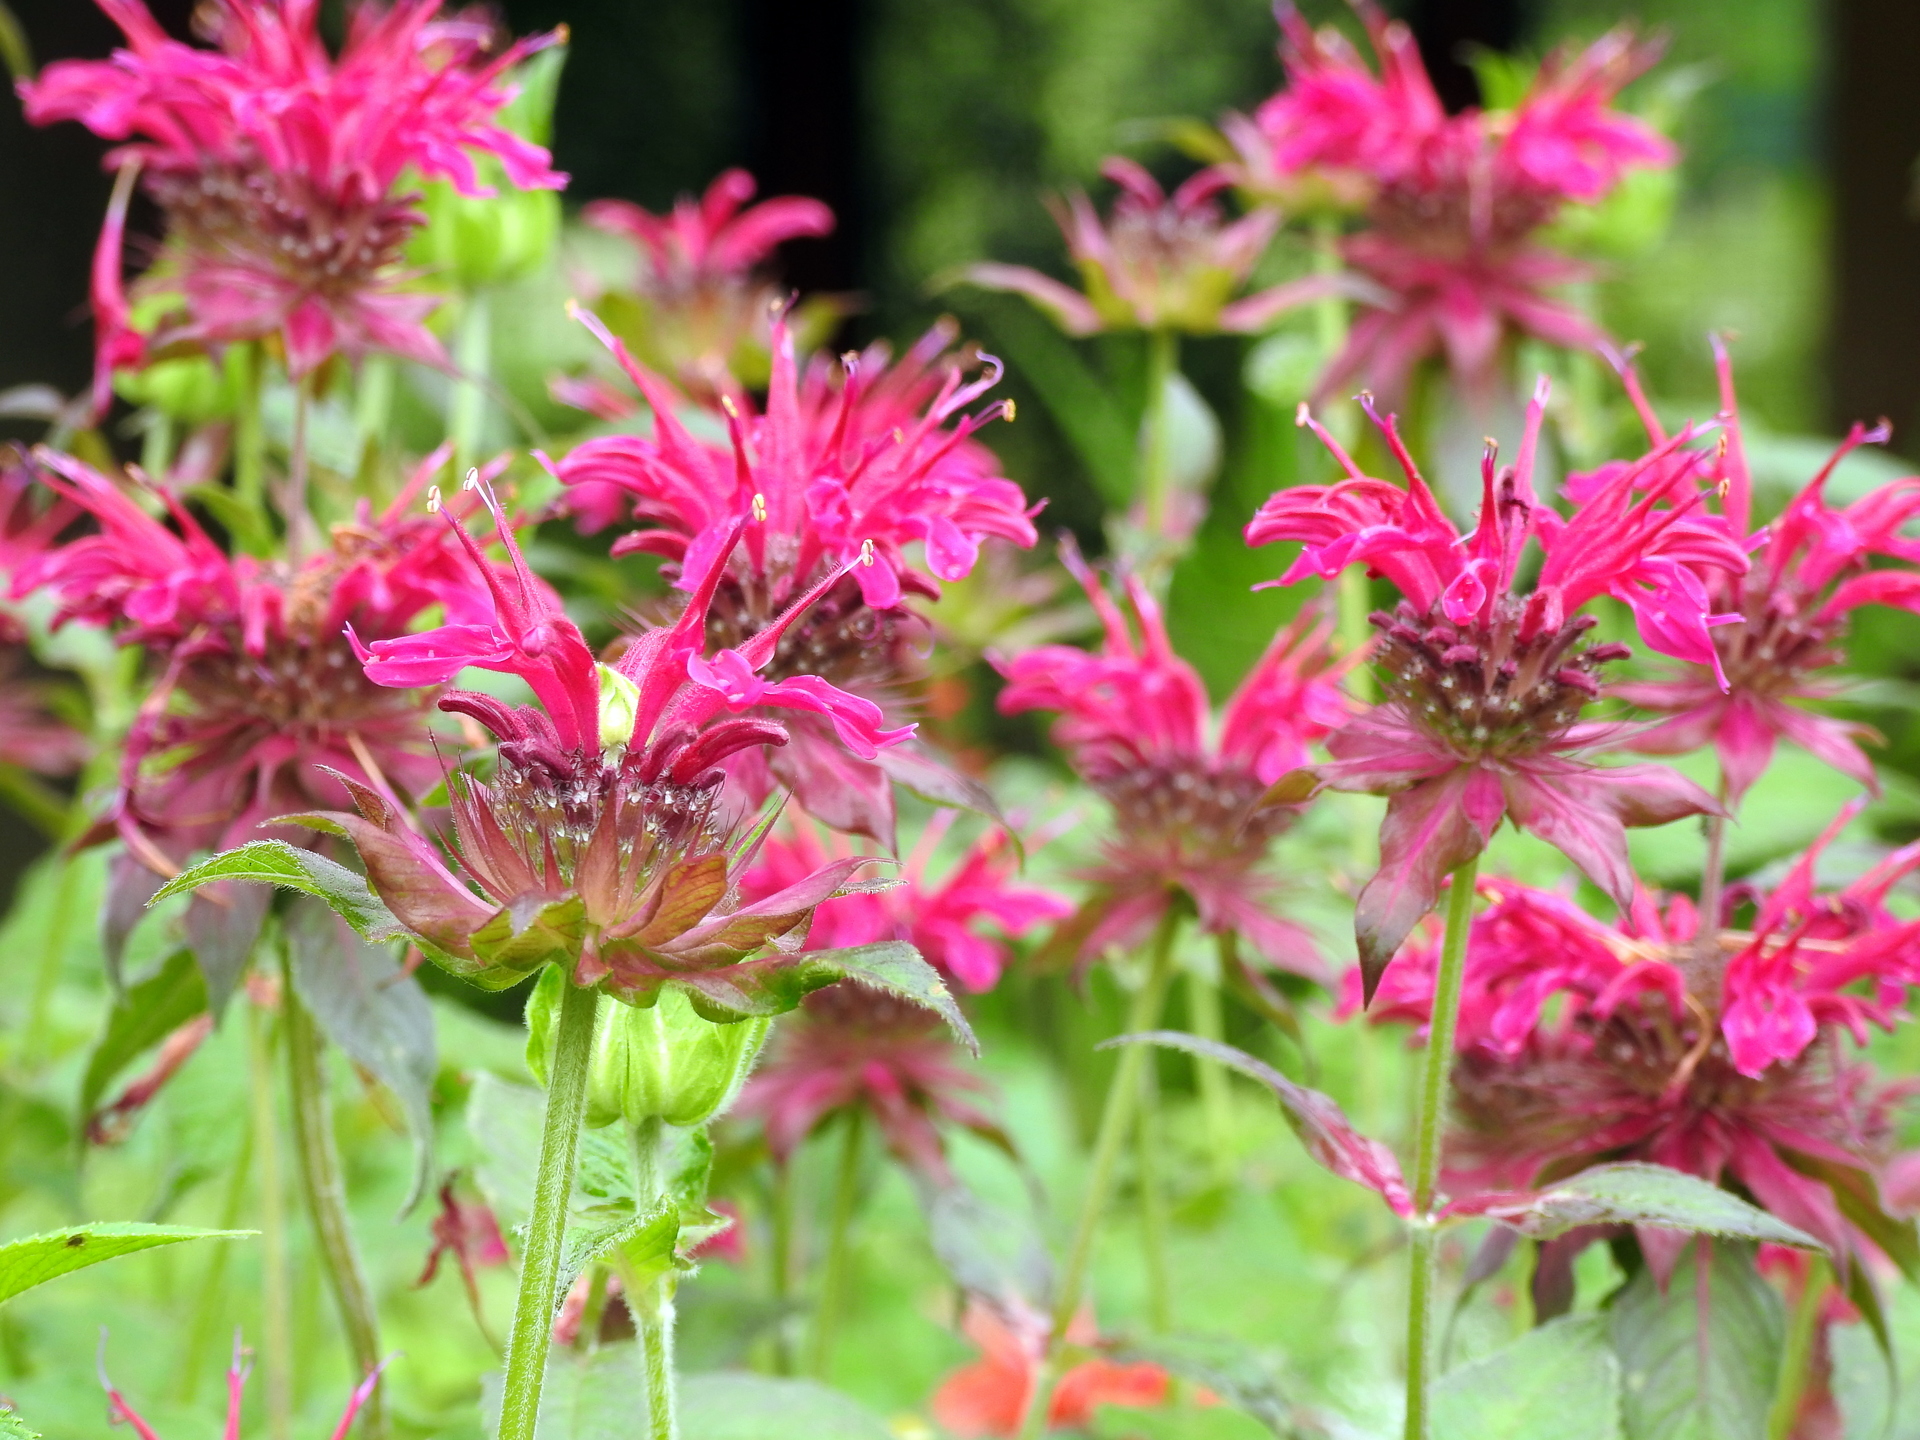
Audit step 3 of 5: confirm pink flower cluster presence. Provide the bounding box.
[1230,2,1672,396]
[22,0,567,400]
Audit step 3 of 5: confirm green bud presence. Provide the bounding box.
[526,970,770,1128]
[596,662,640,751]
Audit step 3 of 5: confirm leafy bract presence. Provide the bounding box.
[1450,1163,1824,1250]
[0,1223,250,1304]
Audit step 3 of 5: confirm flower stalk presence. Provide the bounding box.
[281,948,386,1440]
[629,1116,679,1440]
[808,1108,867,1380]
[1141,327,1179,545]
[1018,909,1181,1440]
[1767,1256,1829,1440]
[246,989,294,1440]
[1402,857,1479,1440]
[498,979,602,1440]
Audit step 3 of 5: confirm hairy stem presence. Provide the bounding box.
[1185,968,1234,1183]
[1017,910,1181,1440]
[246,992,293,1440]
[283,373,317,560]
[1403,857,1480,1440]
[1692,777,1732,1007]
[629,1116,678,1440]
[232,343,266,520]
[498,979,601,1440]
[1767,1256,1829,1440]
[808,1109,866,1380]
[1141,327,1180,545]
[1136,1049,1172,1333]
[282,952,385,1440]
[449,291,493,479]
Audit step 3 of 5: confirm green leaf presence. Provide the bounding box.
[1610,1241,1784,1440]
[0,1222,251,1304]
[1458,1164,1824,1250]
[284,898,438,1214]
[152,841,403,943]
[677,1374,894,1439]
[470,894,587,974]
[558,1202,679,1305]
[1432,1314,1622,1440]
[791,941,980,1055]
[79,948,207,1123]
[0,1408,40,1440]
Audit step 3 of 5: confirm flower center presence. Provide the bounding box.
[1373,600,1629,759]
[701,567,926,695]
[179,630,418,738]
[1096,755,1291,868]
[147,159,418,301]
[1715,587,1844,698]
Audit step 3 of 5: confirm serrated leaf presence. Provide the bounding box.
[558,1202,679,1305]
[793,941,979,1055]
[677,1373,894,1439]
[152,841,403,942]
[1610,1241,1784,1440]
[80,948,206,1123]
[1432,1314,1622,1440]
[0,1409,40,1440]
[1102,1032,1410,1214]
[1450,1164,1822,1250]
[284,898,437,1214]
[0,1222,251,1304]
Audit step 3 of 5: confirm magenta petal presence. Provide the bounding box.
[1716,697,1781,804]
[1355,766,1501,998]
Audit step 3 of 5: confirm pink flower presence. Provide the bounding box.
[1612,341,1920,804]
[548,303,1035,847]
[967,157,1352,335]
[995,540,1346,979]
[741,816,1071,994]
[1360,836,1920,1271]
[581,168,835,398]
[12,444,501,981]
[330,474,913,1010]
[22,0,567,405]
[1228,3,1672,398]
[1248,384,1740,987]
[103,1332,385,1440]
[733,982,1000,1182]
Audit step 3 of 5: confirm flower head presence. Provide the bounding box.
[1229,3,1672,398]
[743,816,1070,994]
[734,982,998,1181]
[1613,341,1920,804]
[930,1300,1175,1438]
[967,157,1348,336]
[995,539,1346,978]
[581,168,835,397]
[334,471,913,1010]
[12,444,498,977]
[1361,831,1920,1271]
[1248,383,1742,987]
[550,304,1034,845]
[22,0,567,405]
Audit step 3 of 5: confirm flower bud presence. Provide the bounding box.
[596,662,640,751]
[526,970,770,1128]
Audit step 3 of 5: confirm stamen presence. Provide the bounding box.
[860,539,875,566]
[752,492,767,523]
[426,485,441,513]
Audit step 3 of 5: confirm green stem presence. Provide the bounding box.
[498,980,602,1440]
[1135,1050,1171,1333]
[1691,776,1732,1008]
[354,354,395,481]
[247,993,293,1440]
[807,1109,865,1380]
[0,763,70,840]
[1403,857,1480,1440]
[22,854,80,1071]
[629,1116,677,1440]
[449,291,493,478]
[1767,1256,1828,1440]
[284,373,317,559]
[1017,911,1181,1440]
[1140,327,1179,542]
[281,952,385,1440]
[1184,968,1233,1184]
[768,1161,797,1376]
[177,1112,255,1402]
[230,343,268,541]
